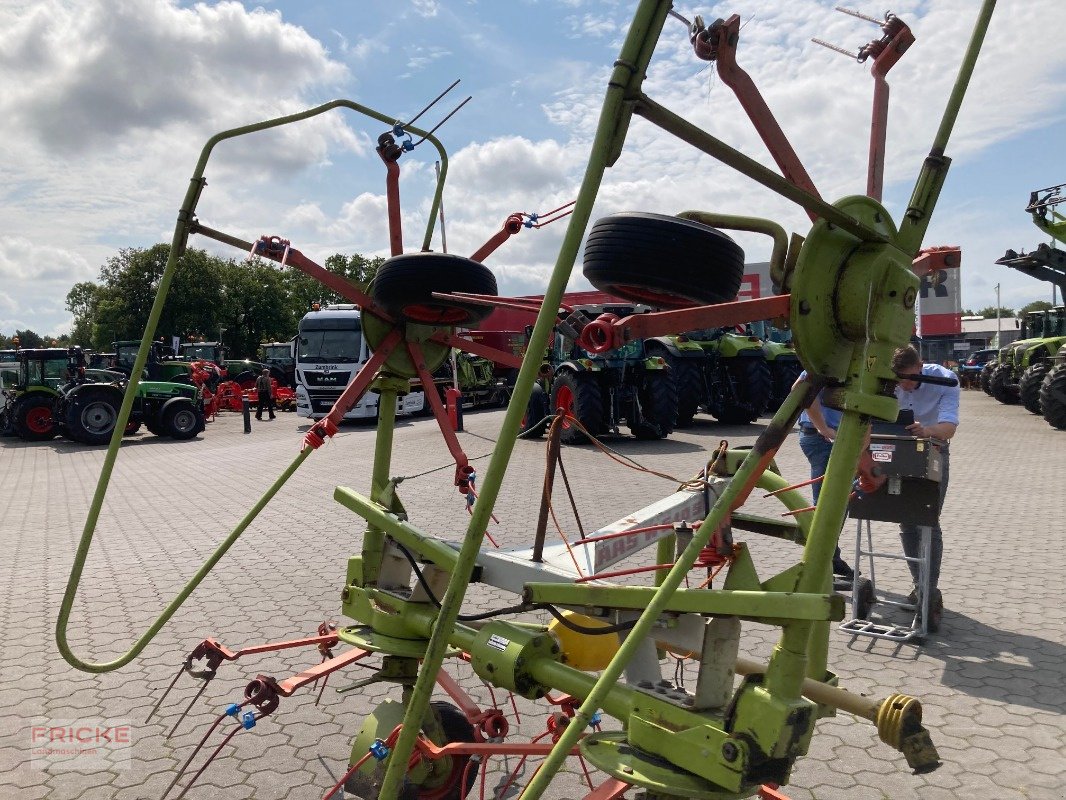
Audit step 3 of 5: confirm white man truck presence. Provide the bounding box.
[294,304,424,420]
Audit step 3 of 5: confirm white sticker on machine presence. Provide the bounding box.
[871,451,893,462]
[487,634,510,651]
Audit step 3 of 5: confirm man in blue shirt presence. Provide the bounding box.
[794,371,853,579]
[892,345,960,631]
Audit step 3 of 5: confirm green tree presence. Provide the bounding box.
[14,329,45,348]
[1019,300,1053,316]
[66,281,102,346]
[976,305,1015,318]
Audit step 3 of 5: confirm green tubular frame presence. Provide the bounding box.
[55,102,450,673]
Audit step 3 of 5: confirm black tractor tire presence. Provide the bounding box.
[630,371,678,440]
[162,402,203,440]
[372,252,498,326]
[714,358,772,425]
[1019,361,1050,415]
[980,363,994,395]
[647,345,702,427]
[989,363,1018,404]
[520,383,551,437]
[0,405,14,436]
[65,386,120,445]
[144,417,165,437]
[344,702,477,800]
[582,212,745,309]
[12,394,58,441]
[551,372,605,445]
[768,358,803,412]
[1039,364,1066,430]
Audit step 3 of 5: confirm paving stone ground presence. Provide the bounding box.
[1,390,1063,800]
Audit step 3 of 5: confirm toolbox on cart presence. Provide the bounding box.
[848,434,944,526]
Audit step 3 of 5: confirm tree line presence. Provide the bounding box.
[0,245,382,357]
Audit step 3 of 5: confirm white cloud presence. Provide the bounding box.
[4,0,1066,337]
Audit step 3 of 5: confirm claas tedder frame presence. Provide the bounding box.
[57,2,996,798]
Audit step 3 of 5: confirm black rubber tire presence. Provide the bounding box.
[980,363,995,395]
[647,345,702,427]
[768,358,803,412]
[12,394,58,441]
[582,212,745,309]
[162,402,202,440]
[1039,364,1066,430]
[344,702,477,800]
[65,386,120,445]
[344,772,417,800]
[551,372,605,445]
[631,371,678,439]
[144,417,165,437]
[989,363,1018,404]
[854,578,876,620]
[372,252,498,326]
[520,383,550,437]
[232,370,257,386]
[714,358,772,424]
[1019,361,1049,415]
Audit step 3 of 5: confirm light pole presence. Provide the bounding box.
[995,283,1001,347]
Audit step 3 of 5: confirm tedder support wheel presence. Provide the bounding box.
[162,402,202,440]
[989,363,1018,404]
[13,394,58,441]
[344,702,478,800]
[1019,361,1049,415]
[371,252,498,326]
[582,212,745,309]
[520,383,550,437]
[66,387,120,445]
[551,372,604,445]
[1039,364,1066,430]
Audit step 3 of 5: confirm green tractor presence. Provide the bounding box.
[1016,306,1066,414]
[113,339,192,382]
[1039,342,1066,429]
[536,305,678,445]
[747,320,802,411]
[988,310,1047,405]
[425,350,512,411]
[644,327,771,426]
[56,348,206,445]
[2,348,78,440]
[988,308,1066,410]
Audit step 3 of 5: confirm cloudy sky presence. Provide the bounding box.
[2,0,1064,337]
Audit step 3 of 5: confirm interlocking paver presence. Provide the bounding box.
[1,391,1063,798]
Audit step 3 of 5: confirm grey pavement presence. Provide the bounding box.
[0,390,1063,799]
